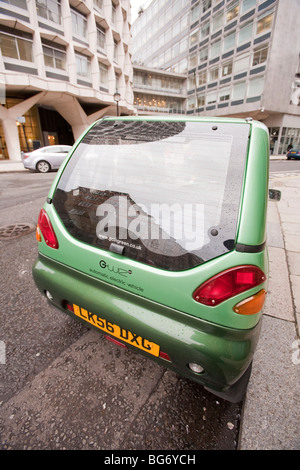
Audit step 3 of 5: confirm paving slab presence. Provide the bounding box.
[240,315,300,450]
[263,246,294,322]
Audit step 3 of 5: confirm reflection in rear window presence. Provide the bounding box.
[53,119,249,271]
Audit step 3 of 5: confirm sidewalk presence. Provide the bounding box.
[240,171,300,450]
[0,160,26,173]
[0,156,299,450]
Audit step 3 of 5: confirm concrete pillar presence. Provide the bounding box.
[1,118,22,162]
[0,92,45,161]
[53,95,115,141]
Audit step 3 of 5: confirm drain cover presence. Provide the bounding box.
[0,223,36,240]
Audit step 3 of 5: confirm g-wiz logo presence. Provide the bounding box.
[99,259,132,277]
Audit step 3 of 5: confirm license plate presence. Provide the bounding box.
[72,304,160,357]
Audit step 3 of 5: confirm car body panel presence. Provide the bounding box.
[32,116,270,401]
[33,252,262,396]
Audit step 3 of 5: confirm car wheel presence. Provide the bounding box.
[36,160,51,173]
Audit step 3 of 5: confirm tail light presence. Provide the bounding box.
[37,209,59,249]
[233,289,266,315]
[193,266,266,308]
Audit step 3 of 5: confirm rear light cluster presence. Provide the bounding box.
[36,209,59,249]
[193,266,266,315]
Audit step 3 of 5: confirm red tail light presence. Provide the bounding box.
[193,266,266,306]
[37,209,59,249]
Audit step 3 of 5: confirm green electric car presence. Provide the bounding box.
[33,116,270,402]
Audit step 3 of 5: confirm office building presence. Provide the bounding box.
[133,64,187,115]
[132,0,300,154]
[0,0,135,161]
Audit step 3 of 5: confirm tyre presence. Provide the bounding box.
[36,160,51,173]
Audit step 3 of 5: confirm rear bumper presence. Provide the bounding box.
[33,253,262,402]
[23,161,35,170]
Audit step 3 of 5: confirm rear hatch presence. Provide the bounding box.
[43,117,266,329]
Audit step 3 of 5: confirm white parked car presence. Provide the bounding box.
[23,145,72,173]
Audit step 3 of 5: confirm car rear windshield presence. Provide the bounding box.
[53,119,249,271]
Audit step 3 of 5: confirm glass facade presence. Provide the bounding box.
[132,0,276,115]
[133,94,184,114]
[133,71,185,95]
[279,128,300,155]
[132,0,190,73]
[185,1,276,113]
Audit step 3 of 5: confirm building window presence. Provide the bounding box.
[75,53,91,80]
[202,0,212,14]
[188,74,198,91]
[4,0,27,10]
[233,53,250,74]
[71,9,87,39]
[97,25,106,50]
[238,21,253,45]
[213,12,224,33]
[223,31,236,52]
[180,37,188,54]
[94,0,103,11]
[252,45,268,66]
[222,60,233,77]
[210,40,221,60]
[189,31,198,48]
[198,71,207,85]
[99,62,108,88]
[242,0,256,13]
[36,0,61,25]
[187,96,196,110]
[134,94,181,114]
[209,67,218,82]
[227,2,239,22]
[197,94,205,107]
[190,4,200,24]
[247,76,264,98]
[232,81,246,100]
[219,87,231,102]
[256,10,274,35]
[178,58,188,74]
[0,31,33,62]
[201,21,210,39]
[206,91,217,105]
[189,54,197,70]
[199,47,208,62]
[43,45,66,70]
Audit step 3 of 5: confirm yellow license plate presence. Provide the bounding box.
[72,304,160,357]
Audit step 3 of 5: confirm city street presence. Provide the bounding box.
[0,160,298,451]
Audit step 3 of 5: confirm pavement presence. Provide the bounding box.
[0,156,299,450]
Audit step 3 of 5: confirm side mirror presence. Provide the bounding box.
[269,189,281,201]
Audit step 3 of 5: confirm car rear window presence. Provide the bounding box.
[53,119,249,271]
